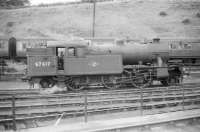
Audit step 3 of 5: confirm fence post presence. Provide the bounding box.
[12,95,17,131]
[0,57,3,80]
[84,91,88,123]
[140,86,143,116]
[181,81,185,111]
[0,57,1,80]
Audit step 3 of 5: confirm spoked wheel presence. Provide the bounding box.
[40,78,55,88]
[65,77,85,91]
[102,75,121,89]
[131,72,152,88]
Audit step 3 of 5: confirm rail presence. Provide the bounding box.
[0,83,200,131]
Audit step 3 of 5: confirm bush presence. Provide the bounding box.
[7,22,14,27]
[196,13,200,18]
[0,0,30,8]
[182,18,190,25]
[159,11,167,17]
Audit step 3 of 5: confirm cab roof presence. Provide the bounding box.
[47,40,88,48]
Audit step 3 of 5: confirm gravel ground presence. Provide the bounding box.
[18,110,200,132]
[0,81,29,89]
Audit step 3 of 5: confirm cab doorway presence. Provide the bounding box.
[56,47,65,70]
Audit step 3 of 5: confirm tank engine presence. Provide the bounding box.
[25,38,200,90]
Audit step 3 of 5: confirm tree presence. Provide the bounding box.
[0,0,30,8]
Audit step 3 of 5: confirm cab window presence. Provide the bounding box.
[68,47,76,57]
[57,47,65,57]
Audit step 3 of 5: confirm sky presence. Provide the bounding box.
[30,0,79,5]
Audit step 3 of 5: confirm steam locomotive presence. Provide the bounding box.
[24,38,200,90]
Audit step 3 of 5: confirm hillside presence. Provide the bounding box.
[0,0,200,40]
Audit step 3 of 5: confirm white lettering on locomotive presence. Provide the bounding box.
[35,61,51,67]
[88,61,99,67]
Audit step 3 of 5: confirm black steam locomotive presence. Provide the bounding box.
[24,38,200,90]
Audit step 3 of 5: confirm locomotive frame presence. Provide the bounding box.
[2,37,199,90]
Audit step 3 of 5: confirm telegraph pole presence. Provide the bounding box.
[92,0,96,37]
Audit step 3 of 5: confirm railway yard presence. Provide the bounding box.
[0,0,200,131]
[0,78,200,131]
[1,57,200,132]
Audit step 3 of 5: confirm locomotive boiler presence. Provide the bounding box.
[24,38,200,90]
[88,38,200,85]
[88,38,200,65]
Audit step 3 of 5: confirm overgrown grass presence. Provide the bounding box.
[182,18,190,25]
[196,12,200,18]
[159,11,167,17]
[6,22,14,27]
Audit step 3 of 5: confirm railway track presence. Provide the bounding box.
[0,83,200,130]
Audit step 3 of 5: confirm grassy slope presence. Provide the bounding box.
[0,0,200,40]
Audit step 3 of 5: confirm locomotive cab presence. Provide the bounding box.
[56,45,87,71]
